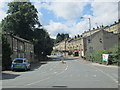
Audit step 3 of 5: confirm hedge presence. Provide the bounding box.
[86,45,119,65]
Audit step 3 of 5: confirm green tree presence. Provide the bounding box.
[1,1,40,40]
[2,35,12,69]
[1,1,54,62]
[55,33,69,43]
[33,28,54,60]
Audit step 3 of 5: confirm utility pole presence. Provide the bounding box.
[81,17,92,53]
[88,18,92,53]
[64,39,67,56]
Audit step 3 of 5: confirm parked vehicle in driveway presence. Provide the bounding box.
[11,58,31,71]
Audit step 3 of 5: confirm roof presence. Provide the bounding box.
[5,33,32,44]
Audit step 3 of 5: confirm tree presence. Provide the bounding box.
[1,1,54,62]
[33,28,54,60]
[1,1,40,40]
[2,35,12,70]
[55,33,69,43]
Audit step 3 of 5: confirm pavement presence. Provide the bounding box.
[78,57,118,68]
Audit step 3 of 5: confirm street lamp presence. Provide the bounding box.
[81,17,92,52]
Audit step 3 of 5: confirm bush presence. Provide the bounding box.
[86,45,119,65]
[2,35,12,70]
[108,45,119,65]
[86,49,108,63]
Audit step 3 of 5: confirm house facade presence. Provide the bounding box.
[53,21,119,57]
[86,30,118,53]
[5,33,36,63]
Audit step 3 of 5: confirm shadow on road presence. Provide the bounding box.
[52,86,67,88]
[30,61,47,71]
[48,57,79,62]
[2,73,20,80]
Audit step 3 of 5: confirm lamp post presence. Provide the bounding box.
[81,17,92,53]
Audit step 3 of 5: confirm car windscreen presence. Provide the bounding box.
[14,59,23,63]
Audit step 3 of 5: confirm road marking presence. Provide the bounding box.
[92,66,118,83]
[22,61,69,87]
[76,59,118,84]
[3,60,69,88]
[25,77,51,86]
[93,75,97,77]
[65,66,68,70]
[54,72,57,74]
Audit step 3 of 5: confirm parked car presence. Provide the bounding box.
[11,58,31,71]
[56,53,63,57]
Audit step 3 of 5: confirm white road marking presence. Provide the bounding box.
[21,61,69,87]
[54,72,57,74]
[92,66,118,84]
[93,75,97,77]
[25,77,50,86]
[76,59,118,84]
[55,64,68,76]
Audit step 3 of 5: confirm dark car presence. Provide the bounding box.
[11,58,31,71]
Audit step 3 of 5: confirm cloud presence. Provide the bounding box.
[44,20,68,38]
[43,2,118,39]
[93,0,119,2]
[44,2,87,20]
[0,2,8,22]
[91,2,118,28]
[44,20,89,39]
[0,0,118,39]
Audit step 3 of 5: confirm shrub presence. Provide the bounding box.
[86,45,119,65]
[2,35,12,70]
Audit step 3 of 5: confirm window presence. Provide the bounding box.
[14,59,23,63]
[99,38,102,43]
[88,39,91,43]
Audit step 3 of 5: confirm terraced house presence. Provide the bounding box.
[5,33,36,63]
[53,20,119,58]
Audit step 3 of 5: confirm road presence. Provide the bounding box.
[2,57,119,88]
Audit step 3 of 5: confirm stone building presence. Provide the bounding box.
[5,33,35,63]
[85,30,118,54]
[66,37,86,57]
[104,21,119,34]
[53,40,68,56]
[53,21,119,57]
[53,37,86,57]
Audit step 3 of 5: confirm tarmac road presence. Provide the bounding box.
[2,57,119,88]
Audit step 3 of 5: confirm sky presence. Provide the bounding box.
[0,0,119,39]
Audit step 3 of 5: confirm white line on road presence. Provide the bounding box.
[54,72,57,74]
[22,61,69,87]
[92,66,118,84]
[25,77,51,86]
[76,59,118,84]
[93,75,97,77]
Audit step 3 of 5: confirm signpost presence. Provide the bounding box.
[102,54,109,65]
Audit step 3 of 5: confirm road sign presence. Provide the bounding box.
[102,54,109,62]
